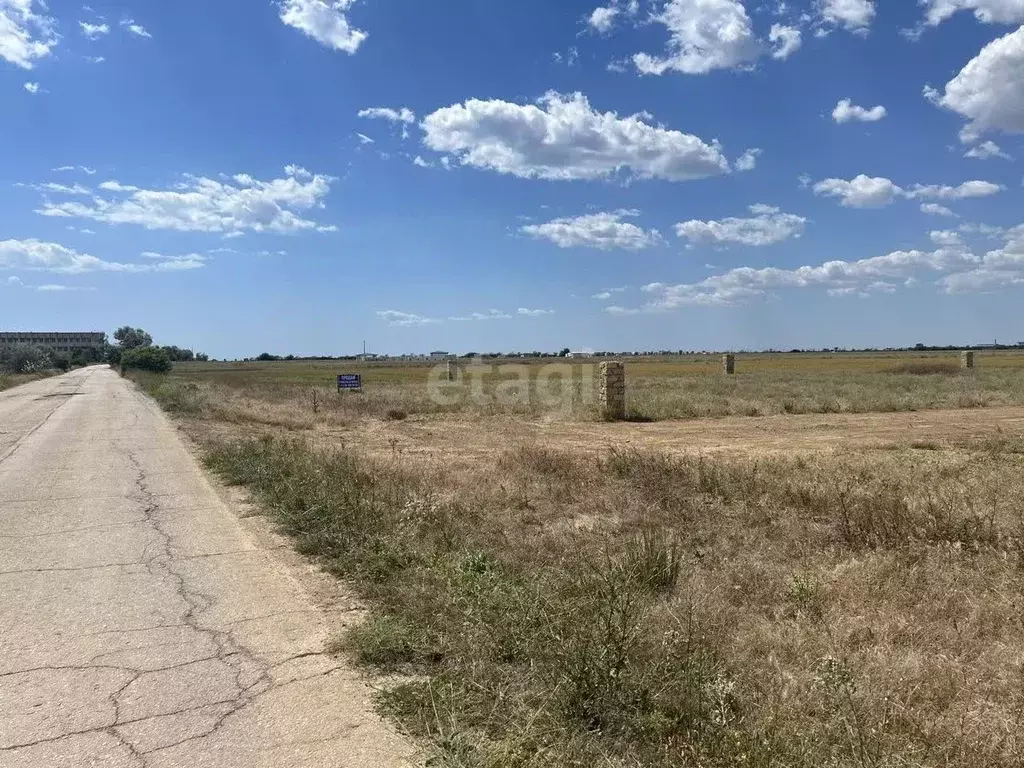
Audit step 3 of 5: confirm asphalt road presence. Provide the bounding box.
[0,367,413,767]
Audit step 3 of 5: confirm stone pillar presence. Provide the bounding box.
[961,351,975,370]
[723,354,736,375]
[446,360,457,381]
[599,361,626,421]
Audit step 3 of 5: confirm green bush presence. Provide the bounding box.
[0,345,52,374]
[120,346,173,374]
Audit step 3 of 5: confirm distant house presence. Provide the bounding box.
[429,350,454,361]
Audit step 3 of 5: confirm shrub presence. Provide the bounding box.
[120,346,173,374]
[0,344,52,374]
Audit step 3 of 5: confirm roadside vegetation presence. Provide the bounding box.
[137,359,1024,767]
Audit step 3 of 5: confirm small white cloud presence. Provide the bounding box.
[964,140,1011,160]
[930,229,963,247]
[36,284,97,292]
[279,0,366,53]
[920,0,1024,27]
[817,0,876,33]
[79,21,109,39]
[0,0,58,69]
[734,148,762,172]
[769,24,802,59]
[813,175,902,207]
[376,310,439,327]
[920,203,958,217]
[588,6,618,33]
[832,98,887,123]
[84,55,105,63]
[356,132,375,145]
[521,210,663,250]
[358,106,416,123]
[518,308,555,317]
[676,204,807,246]
[5,276,23,286]
[24,82,39,94]
[120,18,151,38]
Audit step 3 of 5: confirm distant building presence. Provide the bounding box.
[0,331,106,354]
[429,350,454,360]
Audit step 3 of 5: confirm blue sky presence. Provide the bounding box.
[2,0,1024,358]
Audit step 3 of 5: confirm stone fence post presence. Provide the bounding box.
[723,354,736,375]
[961,351,975,370]
[600,361,626,421]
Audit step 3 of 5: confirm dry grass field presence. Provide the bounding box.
[133,351,1024,767]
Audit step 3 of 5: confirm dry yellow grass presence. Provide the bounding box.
[137,361,1024,766]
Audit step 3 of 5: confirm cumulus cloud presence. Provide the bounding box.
[521,210,663,250]
[675,204,807,246]
[930,229,964,247]
[588,5,619,32]
[734,147,762,172]
[0,0,57,69]
[817,0,876,32]
[769,24,802,59]
[421,91,732,182]
[813,175,1002,207]
[35,166,336,235]
[921,0,1024,26]
[23,80,38,93]
[924,26,1024,142]
[632,0,761,75]
[921,203,958,217]
[376,310,439,327]
[0,239,206,274]
[518,308,555,316]
[832,98,887,123]
[813,175,903,207]
[79,21,108,39]
[964,140,1011,159]
[279,0,366,54]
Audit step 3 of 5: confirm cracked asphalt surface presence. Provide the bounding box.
[0,367,414,767]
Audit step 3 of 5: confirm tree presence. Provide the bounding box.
[120,346,172,374]
[114,326,153,350]
[559,347,571,358]
[0,345,51,373]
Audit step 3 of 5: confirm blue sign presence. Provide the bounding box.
[337,374,362,391]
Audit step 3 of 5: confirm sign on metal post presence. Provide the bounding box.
[337,374,362,392]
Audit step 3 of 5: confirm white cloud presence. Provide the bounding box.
[36,284,96,292]
[120,18,151,38]
[23,80,37,93]
[921,0,1024,26]
[412,155,433,168]
[675,204,807,246]
[34,182,91,195]
[592,286,627,300]
[832,98,887,123]
[356,132,375,145]
[0,0,57,69]
[734,147,762,171]
[36,166,335,235]
[79,21,108,39]
[358,106,416,123]
[905,180,1003,200]
[769,23,802,59]
[421,91,732,182]
[0,239,206,274]
[588,5,618,32]
[817,0,876,32]
[5,275,23,286]
[812,175,1002,207]
[518,308,555,316]
[813,175,903,207]
[632,0,761,75]
[930,229,964,246]
[279,0,366,54]
[449,309,513,322]
[921,203,958,217]
[924,26,1024,142]
[53,165,96,175]
[521,210,664,250]
[84,54,104,63]
[964,140,1011,159]
[376,310,438,327]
